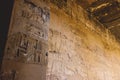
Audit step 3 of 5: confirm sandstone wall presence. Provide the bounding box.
[47,1,120,80]
[1,0,49,80]
[1,0,120,80]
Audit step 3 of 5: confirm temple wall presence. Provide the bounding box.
[47,1,120,80]
[1,0,49,80]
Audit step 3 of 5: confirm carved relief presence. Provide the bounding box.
[27,26,46,40]
[24,23,48,40]
[20,0,50,24]
[4,32,48,65]
[2,0,49,80]
[0,70,17,80]
[3,0,49,64]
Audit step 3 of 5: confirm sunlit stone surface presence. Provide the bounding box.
[47,0,120,80]
[1,0,120,80]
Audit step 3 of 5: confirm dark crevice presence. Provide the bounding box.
[101,17,120,23]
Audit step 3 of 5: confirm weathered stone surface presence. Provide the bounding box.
[47,1,120,80]
[50,0,67,9]
[86,0,120,42]
[1,0,49,80]
[1,0,120,80]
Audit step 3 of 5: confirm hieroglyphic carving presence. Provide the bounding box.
[20,0,50,24]
[23,22,48,40]
[0,70,17,80]
[27,26,46,40]
[2,0,49,80]
[4,1,49,64]
[4,32,48,65]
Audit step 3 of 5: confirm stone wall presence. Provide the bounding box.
[1,0,120,80]
[47,1,120,80]
[1,0,49,80]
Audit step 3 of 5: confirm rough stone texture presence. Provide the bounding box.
[86,0,120,42]
[47,1,120,80]
[1,0,49,80]
[1,0,120,80]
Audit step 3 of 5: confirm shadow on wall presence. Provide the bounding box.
[0,0,14,69]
